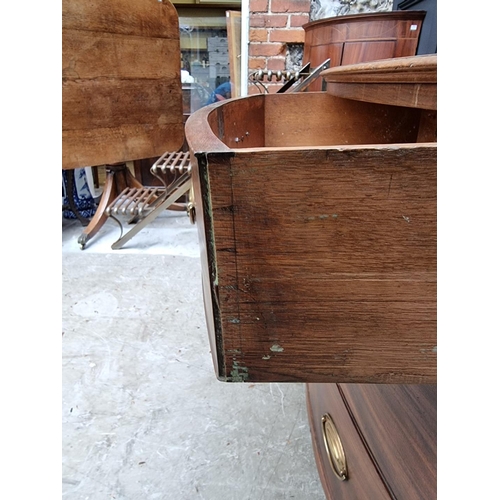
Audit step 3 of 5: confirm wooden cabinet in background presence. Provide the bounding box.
[303,11,426,91]
[393,0,437,55]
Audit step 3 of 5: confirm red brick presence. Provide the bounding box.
[249,15,265,28]
[248,57,267,70]
[249,42,285,57]
[269,28,305,43]
[271,0,310,13]
[248,85,265,96]
[250,14,288,28]
[290,14,310,27]
[249,0,269,12]
[267,56,286,71]
[249,28,268,42]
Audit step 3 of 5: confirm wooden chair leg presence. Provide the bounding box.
[77,163,143,249]
[110,174,192,250]
[64,169,91,226]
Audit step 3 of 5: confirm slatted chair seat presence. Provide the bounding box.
[105,150,192,249]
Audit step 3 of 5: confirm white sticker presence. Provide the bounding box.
[410,25,418,31]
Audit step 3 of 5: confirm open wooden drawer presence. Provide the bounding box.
[185,56,437,384]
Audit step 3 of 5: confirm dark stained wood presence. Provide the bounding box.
[186,83,437,383]
[417,110,437,142]
[307,383,436,500]
[303,12,425,43]
[201,146,436,383]
[133,157,161,186]
[302,11,425,91]
[306,383,391,499]
[311,43,344,73]
[339,384,437,500]
[393,0,437,55]
[62,0,184,170]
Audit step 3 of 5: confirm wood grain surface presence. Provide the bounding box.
[306,383,391,499]
[339,384,437,500]
[62,0,184,169]
[188,92,425,151]
[302,11,425,91]
[204,146,436,383]
[186,71,436,384]
[323,55,437,110]
[307,383,436,500]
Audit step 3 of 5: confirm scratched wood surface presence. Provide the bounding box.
[62,0,184,169]
[198,145,436,383]
[186,60,436,384]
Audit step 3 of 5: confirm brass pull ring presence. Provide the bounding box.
[321,413,348,481]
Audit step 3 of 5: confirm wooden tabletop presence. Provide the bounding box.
[322,55,437,110]
[62,0,184,169]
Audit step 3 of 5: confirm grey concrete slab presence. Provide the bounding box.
[62,213,325,499]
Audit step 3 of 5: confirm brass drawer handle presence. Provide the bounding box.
[321,413,348,481]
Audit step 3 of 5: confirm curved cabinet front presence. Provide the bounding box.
[303,11,426,91]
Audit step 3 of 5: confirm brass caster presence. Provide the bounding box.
[78,233,89,250]
[187,202,196,224]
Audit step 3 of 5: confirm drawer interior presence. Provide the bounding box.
[206,92,434,150]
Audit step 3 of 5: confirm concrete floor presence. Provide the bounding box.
[62,210,325,499]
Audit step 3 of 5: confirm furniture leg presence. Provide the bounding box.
[110,173,192,250]
[64,169,91,226]
[78,163,142,249]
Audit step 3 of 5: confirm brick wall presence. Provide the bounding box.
[246,0,393,94]
[248,0,311,94]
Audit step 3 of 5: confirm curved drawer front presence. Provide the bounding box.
[307,383,437,500]
[339,384,437,500]
[306,383,391,500]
